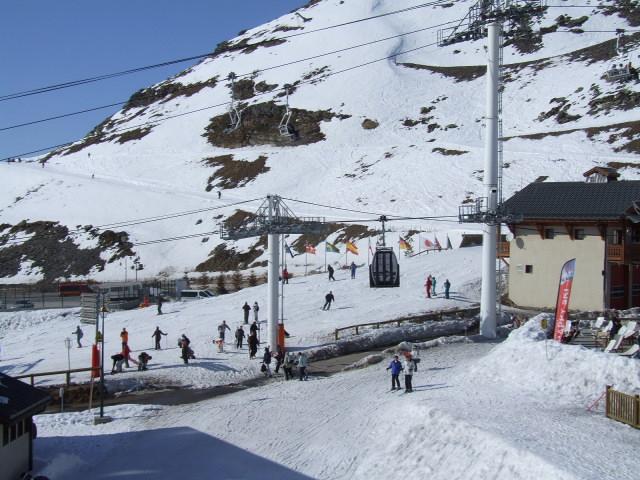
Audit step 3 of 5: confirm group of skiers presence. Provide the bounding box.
[260,345,309,381]
[424,275,451,299]
[326,261,357,282]
[111,327,156,373]
[242,301,260,324]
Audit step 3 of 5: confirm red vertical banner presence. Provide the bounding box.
[553,259,576,342]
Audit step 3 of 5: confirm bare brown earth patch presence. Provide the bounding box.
[203,155,270,190]
[432,147,468,156]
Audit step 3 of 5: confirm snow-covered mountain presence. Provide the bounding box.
[1,0,639,283]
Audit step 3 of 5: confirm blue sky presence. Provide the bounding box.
[0,1,305,160]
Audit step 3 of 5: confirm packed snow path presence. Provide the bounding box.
[34,330,640,480]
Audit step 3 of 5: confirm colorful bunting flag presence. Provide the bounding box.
[424,238,434,248]
[399,237,413,251]
[346,242,359,255]
[305,244,316,255]
[326,242,340,253]
[446,235,453,250]
[434,236,442,251]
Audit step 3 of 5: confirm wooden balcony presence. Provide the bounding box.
[607,243,640,263]
[497,241,510,258]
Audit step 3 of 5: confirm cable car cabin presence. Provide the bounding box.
[605,63,635,82]
[369,247,400,288]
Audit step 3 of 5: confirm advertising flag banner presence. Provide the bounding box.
[553,258,576,342]
[305,244,317,255]
[424,238,434,248]
[326,242,340,253]
[446,235,453,250]
[434,236,442,251]
[346,242,359,255]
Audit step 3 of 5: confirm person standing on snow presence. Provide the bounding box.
[122,343,132,369]
[248,332,259,359]
[350,261,357,279]
[120,328,129,350]
[283,353,295,380]
[425,275,432,298]
[151,326,167,350]
[282,267,289,284]
[327,264,336,281]
[253,302,260,322]
[242,302,251,324]
[262,346,273,377]
[403,353,417,393]
[72,325,84,348]
[157,296,163,315]
[322,291,335,311]
[444,279,451,299]
[235,325,245,349]
[386,355,403,391]
[274,345,285,374]
[297,352,309,381]
[218,320,231,342]
[431,276,437,296]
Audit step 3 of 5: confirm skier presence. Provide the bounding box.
[262,346,273,377]
[120,328,129,350]
[137,352,152,371]
[282,267,289,284]
[297,352,309,381]
[386,355,403,391]
[322,291,335,311]
[283,352,295,380]
[432,276,437,296]
[72,325,84,348]
[217,190,221,199]
[179,334,195,364]
[327,264,335,281]
[350,261,357,279]
[122,343,132,368]
[250,319,259,337]
[403,353,417,393]
[111,353,125,374]
[444,279,451,299]
[235,325,245,349]
[425,275,432,298]
[253,301,260,322]
[217,320,231,342]
[242,301,251,324]
[157,296,163,315]
[274,345,285,374]
[248,331,259,359]
[151,326,167,350]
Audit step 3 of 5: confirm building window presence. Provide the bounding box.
[544,228,554,239]
[611,229,623,245]
[10,424,16,442]
[525,265,533,274]
[575,228,585,240]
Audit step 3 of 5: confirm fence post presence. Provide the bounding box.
[335,330,338,341]
[30,375,34,386]
[355,326,359,335]
[66,371,71,387]
[605,385,611,418]
[635,395,640,428]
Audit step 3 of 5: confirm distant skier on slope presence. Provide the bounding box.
[235,325,245,349]
[262,346,273,377]
[322,291,335,311]
[432,276,437,296]
[444,279,451,299]
[297,352,309,381]
[327,264,335,281]
[151,326,167,350]
[218,320,231,341]
[425,275,432,298]
[242,301,251,324]
[403,353,417,393]
[248,331,259,359]
[350,261,357,279]
[253,301,260,322]
[72,325,83,348]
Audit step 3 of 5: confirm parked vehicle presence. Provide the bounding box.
[180,289,215,300]
[12,299,34,309]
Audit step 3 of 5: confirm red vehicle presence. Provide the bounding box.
[58,282,94,297]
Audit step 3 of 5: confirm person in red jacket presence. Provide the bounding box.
[425,275,432,298]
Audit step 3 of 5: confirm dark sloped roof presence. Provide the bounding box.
[0,373,51,424]
[502,181,640,220]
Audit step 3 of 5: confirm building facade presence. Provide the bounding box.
[501,169,640,311]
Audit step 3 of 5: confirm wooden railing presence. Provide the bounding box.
[497,242,510,258]
[606,386,640,429]
[14,367,98,387]
[607,244,624,262]
[334,306,480,340]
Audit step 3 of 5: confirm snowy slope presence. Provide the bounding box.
[2,0,639,281]
[31,317,640,480]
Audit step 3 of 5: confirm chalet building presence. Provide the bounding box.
[0,373,50,480]
[501,167,640,311]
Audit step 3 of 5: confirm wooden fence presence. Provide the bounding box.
[334,306,480,340]
[14,367,97,387]
[606,385,640,429]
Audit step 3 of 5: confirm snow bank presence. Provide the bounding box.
[468,314,640,403]
[0,308,78,338]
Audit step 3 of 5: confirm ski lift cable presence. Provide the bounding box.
[0,0,454,102]
[3,197,263,245]
[0,18,463,134]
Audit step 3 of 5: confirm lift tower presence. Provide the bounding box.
[439,1,543,337]
[220,195,327,349]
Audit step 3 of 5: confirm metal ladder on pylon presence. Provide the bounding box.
[496,26,506,324]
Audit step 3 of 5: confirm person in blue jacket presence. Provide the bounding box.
[386,355,403,390]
